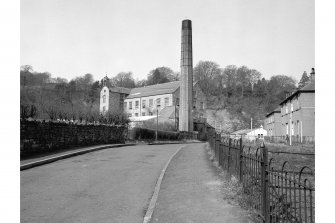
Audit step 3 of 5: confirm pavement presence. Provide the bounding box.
[21,143,253,223]
[151,143,251,223]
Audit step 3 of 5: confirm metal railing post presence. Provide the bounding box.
[239,137,243,181]
[228,138,231,172]
[261,142,269,223]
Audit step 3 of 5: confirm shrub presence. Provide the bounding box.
[129,127,180,141]
[20,120,128,157]
[101,110,130,126]
[141,119,176,132]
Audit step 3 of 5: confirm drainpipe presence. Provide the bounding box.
[301,121,303,143]
[289,112,292,146]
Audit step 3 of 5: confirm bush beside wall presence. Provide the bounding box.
[129,127,199,142]
[20,120,128,157]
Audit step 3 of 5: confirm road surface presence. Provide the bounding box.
[21,144,184,223]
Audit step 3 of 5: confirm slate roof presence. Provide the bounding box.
[279,80,315,105]
[126,81,181,99]
[109,86,131,94]
[159,106,176,119]
[265,107,281,117]
[231,129,252,135]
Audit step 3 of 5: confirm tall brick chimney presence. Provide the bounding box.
[179,20,193,132]
[310,68,315,82]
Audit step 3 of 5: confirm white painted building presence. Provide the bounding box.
[231,125,268,141]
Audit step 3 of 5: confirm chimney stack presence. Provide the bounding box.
[310,68,315,82]
[179,20,193,132]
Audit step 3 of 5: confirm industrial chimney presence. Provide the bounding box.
[310,68,315,82]
[179,20,193,132]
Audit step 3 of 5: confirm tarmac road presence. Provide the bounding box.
[21,144,184,223]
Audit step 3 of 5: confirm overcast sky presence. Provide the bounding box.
[21,0,314,82]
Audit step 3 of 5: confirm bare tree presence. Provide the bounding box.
[237,66,251,98]
[249,69,262,93]
[111,72,136,88]
[193,61,223,96]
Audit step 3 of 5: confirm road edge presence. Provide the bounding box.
[20,144,136,171]
[143,145,185,223]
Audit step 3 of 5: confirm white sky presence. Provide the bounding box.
[21,0,315,82]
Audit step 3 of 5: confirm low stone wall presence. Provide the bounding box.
[20,120,128,157]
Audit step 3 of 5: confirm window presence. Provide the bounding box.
[104,89,106,93]
[291,121,294,135]
[128,113,132,117]
[142,112,145,116]
[176,98,180,106]
[297,120,300,135]
[135,101,139,109]
[149,99,153,107]
[164,97,169,106]
[135,113,139,117]
[200,102,204,109]
[156,98,161,107]
[149,112,153,116]
[103,106,106,113]
[129,102,132,110]
[142,100,146,108]
[103,95,106,103]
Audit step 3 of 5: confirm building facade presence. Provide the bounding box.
[123,81,206,119]
[99,85,130,114]
[279,80,315,143]
[230,126,267,141]
[100,80,206,120]
[264,108,281,137]
[263,68,315,144]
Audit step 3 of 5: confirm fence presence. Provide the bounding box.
[264,136,315,145]
[208,133,315,223]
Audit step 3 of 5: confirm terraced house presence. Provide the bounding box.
[265,68,315,144]
[264,107,281,137]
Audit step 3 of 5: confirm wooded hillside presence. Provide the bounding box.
[20,63,311,132]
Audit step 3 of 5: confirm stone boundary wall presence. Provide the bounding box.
[20,120,127,157]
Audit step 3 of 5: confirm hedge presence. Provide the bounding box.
[128,127,196,142]
[20,120,128,157]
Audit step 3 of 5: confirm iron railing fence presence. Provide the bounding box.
[264,136,315,145]
[208,133,315,223]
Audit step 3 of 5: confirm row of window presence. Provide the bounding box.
[125,97,172,110]
[284,120,300,136]
[282,98,300,115]
[128,112,153,117]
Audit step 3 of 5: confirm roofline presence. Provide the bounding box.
[131,81,180,90]
[125,92,175,99]
[279,89,315,105]
[265,110,281,117]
